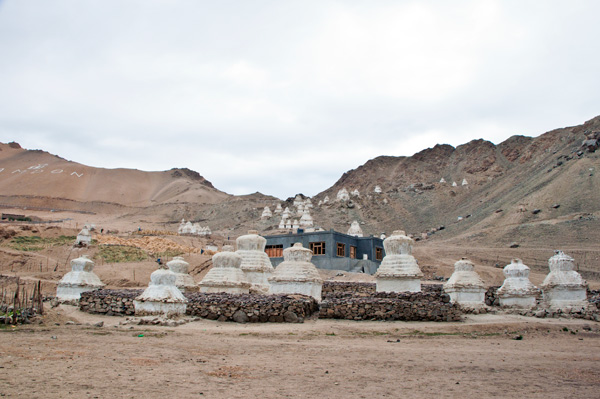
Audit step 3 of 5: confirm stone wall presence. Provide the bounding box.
[185,292,319,323]
[321,281,443,299]
[79,289,319,323]
[319,291,461,322]
[80,289,141,316]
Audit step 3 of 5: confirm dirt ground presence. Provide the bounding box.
[1,306,599,399]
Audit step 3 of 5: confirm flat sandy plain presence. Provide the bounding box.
[1,305,599,399]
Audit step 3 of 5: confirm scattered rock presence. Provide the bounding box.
[232,310,249,324]
[532,209,541,215]
[509,242,520,248]
[93,321,104,327]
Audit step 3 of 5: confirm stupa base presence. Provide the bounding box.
[376,278,421,293]
[134,300,187,317]
[56,285,101,302]
[499,296,536,308]
[446,289,486,307]
[270,281,322,301]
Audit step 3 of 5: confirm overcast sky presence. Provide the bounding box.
[0,1,598,199]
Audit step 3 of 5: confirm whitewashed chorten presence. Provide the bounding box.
[497,259,539,308]
[236,230,274,294]
[541,251,589,311]
[134,266,187,316]
[167,256,197,292]
[347,221,364,237]
[268,243,323,301]
[336,188,350,201]
[56,255,104,301]
[199,245,250,294]
[375,230,423,292]
[443,258,486,308]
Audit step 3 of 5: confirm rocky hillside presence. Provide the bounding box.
[307,116,600,249]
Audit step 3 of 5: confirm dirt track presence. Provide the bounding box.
[1,306,599,399]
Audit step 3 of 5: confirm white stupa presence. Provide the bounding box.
[347,221,364,237]
[268,243,323,301]
[541,251,589,311]
[167,256,197,292]
[305,198,313,208]
[323,196,330,204]
[293,195,303,207]
[75,228,92,246]
[351,189,360,197]
[375,230,423,292]
[462,178,468,186]
[236,230,274,294]
[374,185,382,194]
[199,245,250,294]
[380,233,386,240]
[297,202,305,216]
[282,207,291,218]
[56,255,104,301]
[177,219,186,234]
[278,217,286,229]
[439,177,446,183]
[336,188,350,201]
[261,206,272,220]
[497,259,539,308]
[292,219,299,229]
[134,266,187,316]
[299,209,314,228]
[443,258,486,308]
[275,203,283,214]
[452,181,457,187]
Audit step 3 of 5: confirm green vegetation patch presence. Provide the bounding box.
[7,235,76,251]
[96,245,148,263]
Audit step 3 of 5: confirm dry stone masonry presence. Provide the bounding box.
[56,255,104,302]
[375,230,423,293]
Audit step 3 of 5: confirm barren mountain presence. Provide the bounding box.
[0,142,229,213]
[1,116,599,276]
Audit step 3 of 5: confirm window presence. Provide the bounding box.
[375,247,383,261]
[350,246,357,259]
[336,243,345,257]
[265,244,283,258]
[309,242,326,256]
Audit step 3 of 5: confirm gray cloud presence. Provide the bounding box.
[0,1,599,199]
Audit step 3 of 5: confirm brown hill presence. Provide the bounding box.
[0,142,229,213]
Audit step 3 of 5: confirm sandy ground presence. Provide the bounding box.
[1,306,599,399]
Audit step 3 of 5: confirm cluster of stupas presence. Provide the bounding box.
[439,178,468,186]
[372,231,590,312]
[275,195,315,231]
[178,219,211,236]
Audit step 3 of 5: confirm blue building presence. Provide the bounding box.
[264,229,385,274]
